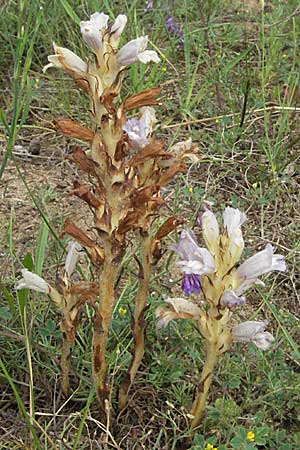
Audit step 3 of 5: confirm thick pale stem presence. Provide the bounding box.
[92,243,118,414]
[118,233,152,410]
[190,340,219,429]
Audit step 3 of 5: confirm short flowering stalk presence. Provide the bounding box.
[16,243,97,396]
[44,11,198,415]
[157,205,286,428]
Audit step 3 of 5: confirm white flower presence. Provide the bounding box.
[17,269,50,293]
[223,207,247,266]
[220,290,246,308]
[110,14,127,47]
[234,244,286,294]
[117,36,160,66]
[43,44,87,74]
[223,207,247,237]
[123,107,156,148]
[65,241,82,277]
[170,229,215,275]
[80,12,109,52]
[156,297,201,328]
[202,210,220,256]
[252,331,275,350]
[232,320,274,350]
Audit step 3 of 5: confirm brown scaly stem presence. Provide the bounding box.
[190,340,219,429]
[60,335,73,396]
[60,314,76,397]
[118,232,152,410]
[92,241,119,414]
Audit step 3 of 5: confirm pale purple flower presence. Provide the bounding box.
[220,290,246,308]
[80,12,109,52]
[232,320,275,350]
[145,0,153,11]
[165,14,184,43]
[123,107,156,148]
[235,244,286,295]
[171,229,215,275]
[117,36,160,66]
[17,269,50,293]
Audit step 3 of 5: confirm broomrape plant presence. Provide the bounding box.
[156,206,286,428]
[17,242,98,396]
[39,11,198,415]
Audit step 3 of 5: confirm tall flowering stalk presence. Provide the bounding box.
[17,242,97,395]
[156,206,286,428]
[43,12,198,413]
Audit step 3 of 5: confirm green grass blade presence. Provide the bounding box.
[0,358,42,449]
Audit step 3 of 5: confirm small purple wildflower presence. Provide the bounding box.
[181,273,201,296]
[145,0,153,11]
[165,14,184,43]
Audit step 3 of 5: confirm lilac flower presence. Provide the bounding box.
[234,244,286,295]
[80,12,109,52]
[181,273,201,296]
[145,0,153,10]
[123,107,156,148]
[220,290,246,308]
[232,320,275,350]
[170,229,215,296]
[171,229,215,275]
[165,15,184,43]
[117,36,160,66]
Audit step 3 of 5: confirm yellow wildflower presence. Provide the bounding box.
[118,306,127,316]
[205,444,218,450]
[246,431,255,442]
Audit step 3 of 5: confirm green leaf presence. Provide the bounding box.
[1,285,16,315]
[34,220,49,276]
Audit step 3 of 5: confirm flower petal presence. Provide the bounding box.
[236,244,286,281]
[122,107,156,148]
[223,207,247,237]
[43,44,87,74]
[117,36,159,66]
[137,50,160,64]
[65,241,82,276]
[232,320,268,342]
[156,297,201,327]
[110,14,127,47]
[17,269,50,293]
[252,331,275,350]
[220,290,246,308]
[202,210,220,256]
